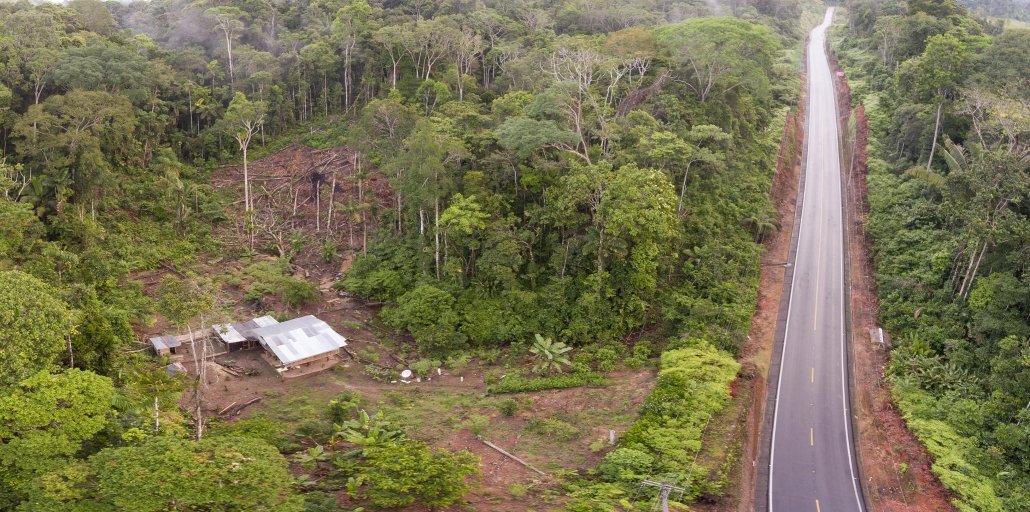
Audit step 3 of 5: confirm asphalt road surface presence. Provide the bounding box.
[767,8,864,512]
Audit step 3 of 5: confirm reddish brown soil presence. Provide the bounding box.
[220,348,654,512]
[829,53,957,512]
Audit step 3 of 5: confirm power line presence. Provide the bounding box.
[639,479,686,512]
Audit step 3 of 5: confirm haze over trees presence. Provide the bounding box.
[839,0,1030,509]
[0,0,807,509]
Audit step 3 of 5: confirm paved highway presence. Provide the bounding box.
[767,8,864,512]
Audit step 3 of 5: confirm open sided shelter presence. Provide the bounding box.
[212,315,278,352]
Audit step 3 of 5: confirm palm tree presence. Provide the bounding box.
[529,334,573,374]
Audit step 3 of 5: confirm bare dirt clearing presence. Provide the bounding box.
[134,143,659,511]
[210,144,392,261]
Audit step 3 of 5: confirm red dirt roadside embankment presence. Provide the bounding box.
[829,49,956,512]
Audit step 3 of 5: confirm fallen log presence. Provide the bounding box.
[221,396,262,416]
[477,437,548,477]
[218,401,238,415]
[234,396,261,414]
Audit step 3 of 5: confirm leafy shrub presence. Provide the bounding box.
[320,240,337,263]
[296,417,333,441]
[301,491,345,512]
[206,417,287,449]
[892,379,1004,512]
[281,277,318,309]
[623,341,655,369]
[356,347,381,364]
[356,439,478,509]
[363,365,392,382]
[327,391,364,424]
[498,399,518,417]
[632,341,653,359]
[409,358,442,379]
[593,347,619,373]
[381,284,467,356]
[445,353,471,373]
[239,260,318,310]
[488,371,607,394]
[597,447,656,483]
[508,483,527,498]
[616,342,739,497]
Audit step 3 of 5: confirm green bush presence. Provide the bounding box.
[593,347,619,373]
[597,447,656,483]
[409,358,442,379]
[281,277,318,309]
[488,371,608,394]
[239,260,318,310]
[327,391,364,424]
[356,439,478,509]
[320,240,337,263]
[892,379,1004,512]
[207,417,288,449]
[498,399,518,417]
[381,284,467,356]
[363,365,392,382]
[616,342,739,497]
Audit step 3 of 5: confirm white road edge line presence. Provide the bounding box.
[767,8,820,509]
[770,8,866,512]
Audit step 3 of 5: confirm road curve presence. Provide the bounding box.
[767,8,864,512]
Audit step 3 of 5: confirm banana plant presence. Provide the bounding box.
[529,333,573,374]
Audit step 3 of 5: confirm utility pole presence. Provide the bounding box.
[639,479,686,512]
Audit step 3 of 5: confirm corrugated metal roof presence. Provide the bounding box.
[149,335,181,350]
[166,362,188,376]
[251,315,347,366]
[212,323,247,343]
[234,315,280,341]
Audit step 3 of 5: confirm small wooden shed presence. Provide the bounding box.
[149,335,181,356]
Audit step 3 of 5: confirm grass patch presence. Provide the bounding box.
[527,417,580,441]
[488,371,607,394]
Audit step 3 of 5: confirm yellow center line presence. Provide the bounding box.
[816,498,822,512]
[811,367,815,383]
[810,428,814,446]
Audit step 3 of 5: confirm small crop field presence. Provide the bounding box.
[223,351,655,511]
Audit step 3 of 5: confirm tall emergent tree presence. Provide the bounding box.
[218,92,267,215]
[897,32,971,169]
[206,6,244,91]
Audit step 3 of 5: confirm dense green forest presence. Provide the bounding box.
[836,0,1030,510]
[1,0,809,509]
